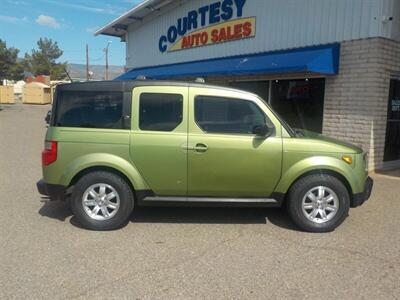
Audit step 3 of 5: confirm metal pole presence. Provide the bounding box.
[104,42,111,81]
[105,46,109,80]
[86,44,89,81]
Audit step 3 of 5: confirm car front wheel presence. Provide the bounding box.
[287,174,350,232]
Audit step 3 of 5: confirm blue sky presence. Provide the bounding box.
[0,0,142,66]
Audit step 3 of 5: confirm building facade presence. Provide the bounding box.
[96,0,400,171]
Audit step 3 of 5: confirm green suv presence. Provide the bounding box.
[37,80,373,232]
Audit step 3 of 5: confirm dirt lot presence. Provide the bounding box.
[1,103,399,299]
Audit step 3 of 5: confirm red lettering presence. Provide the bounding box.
[233,23,243,39]
[211,29,219,43]
[226,26,234,39]
[242,22,252,37]
[218,27,227,42]
[291,86,310,94]
[181,36,191,48]
[200,32,208,44]
[189,35,195,48]
[194,33,202,46]
[179,19,254,50]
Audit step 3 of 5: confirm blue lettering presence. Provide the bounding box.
[167,26,178,43]
[159,36,167,52]
[221,0,233,21]
[187,10,198,30]
[177,17,188,35]
[198,6,209,26]
[209,2,221,24]
[234,0,246,17]
[158,0,248,52]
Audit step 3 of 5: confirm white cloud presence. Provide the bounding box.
[0,15,27,24]
[40,0,119,15]
[35,15,60,28]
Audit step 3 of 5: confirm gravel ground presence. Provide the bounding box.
[1,103,399,299]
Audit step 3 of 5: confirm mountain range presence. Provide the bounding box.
[66,63,125,80]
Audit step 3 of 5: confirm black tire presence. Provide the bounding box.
[70,171,134,230]
[287,174,350,233]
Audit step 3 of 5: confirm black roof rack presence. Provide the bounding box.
[55,79,253,94]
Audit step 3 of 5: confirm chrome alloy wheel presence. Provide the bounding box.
[82,183,120,221]
[301,186,339,224]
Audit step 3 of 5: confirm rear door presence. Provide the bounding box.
[129,86,188,196]
[187,87,283,198]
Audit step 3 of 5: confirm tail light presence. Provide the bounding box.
[42,141,57,166]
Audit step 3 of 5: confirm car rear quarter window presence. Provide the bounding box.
[139,93,183,132]
[54,91,124,129]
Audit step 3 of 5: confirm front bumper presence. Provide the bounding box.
[37,179,67,201]
[351,176,373,207]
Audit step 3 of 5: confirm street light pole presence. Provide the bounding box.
[86,44,89,81]
[104,41,111,80]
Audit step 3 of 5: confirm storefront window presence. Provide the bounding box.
[384,79,400,162]
[270,78,325,133]
[229,81,269,102]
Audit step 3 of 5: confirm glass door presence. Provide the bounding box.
[384,79,400,162]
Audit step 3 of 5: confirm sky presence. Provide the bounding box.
[0,0,143,66]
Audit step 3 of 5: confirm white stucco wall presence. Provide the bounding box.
[125,0,399,69]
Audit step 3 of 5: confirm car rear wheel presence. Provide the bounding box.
[70,171,134,230]
[287,174,350,232]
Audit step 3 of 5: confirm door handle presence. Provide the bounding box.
[194,143,208,152]
[181,143,208,152]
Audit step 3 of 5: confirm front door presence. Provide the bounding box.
[187,87,282,198]
[130,86,188,196]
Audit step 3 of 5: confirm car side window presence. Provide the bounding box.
[139,93,183,132]
[195,96,270,135]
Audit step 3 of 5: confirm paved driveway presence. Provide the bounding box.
[1,104,399,299]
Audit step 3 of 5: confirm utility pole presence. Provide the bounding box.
[86,44,89,81]
[104,41,111,80]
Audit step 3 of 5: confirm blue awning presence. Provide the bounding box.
[116,43,340,80]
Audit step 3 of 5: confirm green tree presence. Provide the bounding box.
[0,39,24,81]
[24,38,67,80]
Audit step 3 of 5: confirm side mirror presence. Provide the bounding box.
[45,110,51,125]
[252,124,274,137]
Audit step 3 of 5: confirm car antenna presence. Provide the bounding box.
[63,66,73,83]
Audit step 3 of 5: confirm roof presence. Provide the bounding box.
[95,0,176,37]
[56,79,255,95]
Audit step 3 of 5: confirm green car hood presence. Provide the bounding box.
[297,129,363,154]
